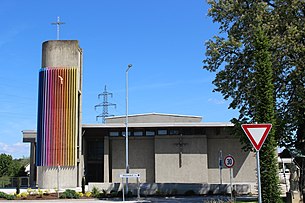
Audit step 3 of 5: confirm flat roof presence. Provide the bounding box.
[107,112,202,119]
[83,122,234,128]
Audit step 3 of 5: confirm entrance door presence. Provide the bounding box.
[85,139,104,182]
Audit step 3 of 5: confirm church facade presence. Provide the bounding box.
[22,40,257,194]
[83,113,256,185]
[23,113,257,193]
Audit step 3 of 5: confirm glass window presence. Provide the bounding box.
[169,129,179,135]
[134,131,143,136]
[109,131,119,136]
[87,140,103,160]
[122,131,131,136]
[157,129,167,135]
[145,131,155,136]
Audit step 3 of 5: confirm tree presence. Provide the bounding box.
[203,0,305,193]
[251,25,281,202]
[0,154,14,177]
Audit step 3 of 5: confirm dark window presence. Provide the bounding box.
[134,131,143,136]
[122,131,131,136]
[109,131,119,136]
[145,130,155,136]
[169,129,180,135]
[157,129,167,135]
[87,140,103,160]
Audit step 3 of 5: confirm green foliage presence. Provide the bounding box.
[0,154,29,179]
[204,0,305,152]
[91,186,100,198]
[0,191,15,200]
[0,176,11,187]
[203,1,288,201]
[59,189,80,199]
[0,154,14,177]
[203,0,305,199]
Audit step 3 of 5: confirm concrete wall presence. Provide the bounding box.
[110,137,155,183]
[206,128,256,184]
[108,128,256,186]
[155,135,208,183]
[37,166,77,189]
[42,40,82,68]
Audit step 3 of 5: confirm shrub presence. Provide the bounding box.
[109,190,118,197]
[26,188,32,195]
[20,192,28,198]
[184,190,196,196]
[85,191,91,197]
[6,194,15,200]
[0,192,15,200]
[60,189,80,199]
[170,189,178,196]
[37,188,43,197]
[44,189,50,195]
[91,186,100,198]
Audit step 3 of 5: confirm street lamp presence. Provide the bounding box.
[125,64,132,175]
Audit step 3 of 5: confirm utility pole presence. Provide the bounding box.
[95,85,116,123]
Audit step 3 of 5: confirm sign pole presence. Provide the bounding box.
[219,150,223,184]
[122,177,125,202]
[256,150,262,203]
[241,123,272,203]
[230,167,233,201]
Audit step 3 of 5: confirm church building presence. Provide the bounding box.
[22,40,257,195]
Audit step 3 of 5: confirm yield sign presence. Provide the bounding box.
[241,124,272,151]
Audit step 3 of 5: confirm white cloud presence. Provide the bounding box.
[0,142,30,158]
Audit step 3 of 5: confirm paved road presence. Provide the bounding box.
[0,196,237,203]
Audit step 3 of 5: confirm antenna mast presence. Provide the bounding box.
[95,85,116,123]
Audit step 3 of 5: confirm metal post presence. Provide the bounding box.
[125,64,132,193]
[137,177,140,199]
[230,167,233,201]
[122,178,125,202]
[57,167,59,196]
[219,150,223,184]
[256,150,262,203]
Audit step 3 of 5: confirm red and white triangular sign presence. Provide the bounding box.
[241,124,272,151]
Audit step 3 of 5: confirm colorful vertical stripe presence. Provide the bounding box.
[36,67,78,166]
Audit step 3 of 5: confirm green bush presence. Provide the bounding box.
[59,189,80,199]
[91,186,100,198]
[0,191,15,200]
[184,190,196,196]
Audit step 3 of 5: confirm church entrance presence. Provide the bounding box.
[85,138,104,182]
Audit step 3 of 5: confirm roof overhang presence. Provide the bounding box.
[82,122,234,129]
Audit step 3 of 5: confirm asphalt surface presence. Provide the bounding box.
[0,196,257,203]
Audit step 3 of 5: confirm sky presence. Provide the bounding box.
[0,0,238,158]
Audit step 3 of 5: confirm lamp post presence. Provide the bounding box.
[125,64,132,192]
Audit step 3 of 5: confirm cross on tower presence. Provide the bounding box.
[174,134,187,168]
[51,16,65,40]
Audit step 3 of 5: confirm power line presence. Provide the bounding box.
[95,85,116,123]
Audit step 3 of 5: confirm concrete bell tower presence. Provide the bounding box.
[36,40,83,188]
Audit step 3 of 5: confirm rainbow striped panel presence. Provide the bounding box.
[36,67,78,166]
